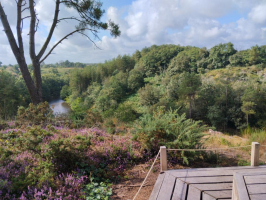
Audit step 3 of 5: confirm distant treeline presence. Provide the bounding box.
[41,60,96,68]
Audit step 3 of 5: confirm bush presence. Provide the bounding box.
[0,126,91,196]
[16,102,53,126]
[134,107,207,157]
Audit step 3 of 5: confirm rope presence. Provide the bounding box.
[133,150,160,200]
[167,145,251,151]
[132,145,252,199]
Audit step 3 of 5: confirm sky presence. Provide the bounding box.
[0,0,266,65]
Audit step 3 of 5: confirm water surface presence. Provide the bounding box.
[49,98,71,114]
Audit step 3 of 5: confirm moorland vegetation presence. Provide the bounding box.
[1,42,266,198]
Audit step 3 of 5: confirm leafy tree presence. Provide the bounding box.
[241,101,256,126]
[0,61,2,67]
[178,72,201,118]
[136,45,184,77]
[208,42,237,69]
[168,47,208,75]
[138,84,161,106]
[0,0,120,104]
[128,69,144,92]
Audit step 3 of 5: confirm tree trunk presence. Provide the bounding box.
[189,99,192,119]
[32,60,43,102]
[0,3,41,105]
[19,60,42,104]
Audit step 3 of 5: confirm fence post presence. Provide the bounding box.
[160,146,167,171]
[251,142,260,166]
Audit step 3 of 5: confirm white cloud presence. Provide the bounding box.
[248,3,266,24]
[0,0,266,65]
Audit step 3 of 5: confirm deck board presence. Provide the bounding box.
[156,173,176,200]
[171,178,187,200]
[150,165,266,200]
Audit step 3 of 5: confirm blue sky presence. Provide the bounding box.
[0,0,266,64]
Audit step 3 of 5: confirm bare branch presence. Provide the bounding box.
[37,0,60,60]
[79,32,101,50]
[21,0,26,6]
[22,7,30,13]
[21,16,30,20]
[40,29,81,63]
[57,17,83,23]
[17,0,25,54]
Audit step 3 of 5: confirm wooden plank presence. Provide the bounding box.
[186,185,201,200]
[190,183,232,191]
[204,190,232,199]
[171,178,187,200]
[167,167,266,178]
[157,173,176,200]
[250,194,266,200]
[167,165,266,174]
[149,173,165,200]
[247,184,266,194]
[233,172,249,200]
[202,192,216,200]
[245,175,266,184]
[178,175,232,184]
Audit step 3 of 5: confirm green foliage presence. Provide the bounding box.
[17,102,53,126]
[168,47,208,75]
[83,177,112,200]
[241,101,256,125]
[60,85,71,100]
[128,69,144,91]
[138,84,161,106]
[177,72,201,118]
[136,44,184,77]
[0,70,30,119]
[114,102,139,123]
[238,159,250,166]
[134,108,207,154]
[0,126,91,191]
[208,42,237,69]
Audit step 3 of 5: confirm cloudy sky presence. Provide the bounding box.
[1,0,266,65]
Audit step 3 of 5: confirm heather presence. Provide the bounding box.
[0,125,143,199]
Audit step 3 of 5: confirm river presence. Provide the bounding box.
[49,98,71,114]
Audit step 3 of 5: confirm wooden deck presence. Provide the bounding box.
[233,171,266,200]
[149,165,266,200]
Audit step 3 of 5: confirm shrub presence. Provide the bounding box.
[0,126,91,196]
[134,107,207,154]
[16,102,53,126]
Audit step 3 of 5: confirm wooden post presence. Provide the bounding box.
[160,146,167,171]
[251,142,260,166]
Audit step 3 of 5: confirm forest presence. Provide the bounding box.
[63,42,266,132]
[2,42,266,130]
[1,42,266,198]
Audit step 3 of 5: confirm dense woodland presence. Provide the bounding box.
[64,43,266,132]
[2,43,266,131]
